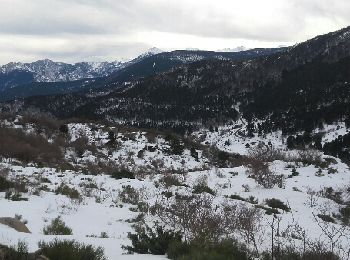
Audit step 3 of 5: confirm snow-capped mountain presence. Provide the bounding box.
[217,46,250,52]
[0,59,125,83]
[135,47,164,60]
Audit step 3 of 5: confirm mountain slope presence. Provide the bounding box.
[0,48,285,101]
[0,59,124,83]
[8,26,349,133]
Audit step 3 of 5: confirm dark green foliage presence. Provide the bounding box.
[339,205,350,225]
[38,239,106,260]
[167,239,250,260]
[255,205,279,215]
[111,170,135,180]
[217,151,230,163]
[0,241,29,260]
[291,168,299,177]
[317,214,335,223]
[265,198,290,212]
[43,217,73,235]
[262,247,340,260]
[228,194,258,204]
[106,131,116,145]
[229,194,247,202]
[190,147,199,161]
[320,187,343,204]
[324,133,350,165]
[123,225,182,255]
[0,176,13,192]
[5,191,28,201]
[166,135,184,155]
[192,184,215,195]
[59,124,69,134]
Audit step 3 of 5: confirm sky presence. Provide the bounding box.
[0,0,349,64]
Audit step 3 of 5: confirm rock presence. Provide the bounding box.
[0,217,31,233]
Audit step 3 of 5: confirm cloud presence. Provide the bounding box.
[0,0,349,63]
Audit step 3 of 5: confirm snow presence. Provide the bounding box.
[1,120,350,259]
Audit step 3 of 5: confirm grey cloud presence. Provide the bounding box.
[0,0,349,63]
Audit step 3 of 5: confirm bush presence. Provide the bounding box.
[0,176,13,192]
[119,185,140,205]
[168,239,249,260]
[0,241,29,260]
[43,217,73,235]
[39,239,106,260]
[296,149,322,166]
[262,247,340,260]
[56,184,80,200]
[317,214,335,223]
[5,191,28,201]
[247,161,283,189]
[248,145,286,162]
[339,205,350,225]
[111,170,135,180]
[265,198,290,212]
[159,175,185,188]
[123,225,182,255]
[193,184,215,196]
[255,205,279,215]
[0,126,63,165]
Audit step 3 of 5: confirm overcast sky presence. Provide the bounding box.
[0,0,349,64]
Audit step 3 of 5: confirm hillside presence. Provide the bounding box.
[0,48,284,102]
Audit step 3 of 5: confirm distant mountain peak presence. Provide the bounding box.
[217,46,250,52]
[0,59,126,83]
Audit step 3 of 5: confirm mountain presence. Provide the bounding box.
[0,48,285,101]
[217,46,249,52]
[0,59,124,84]
[99,48,286,88]
[7,26,350,137]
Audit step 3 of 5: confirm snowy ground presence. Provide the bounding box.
[1,121,350,259]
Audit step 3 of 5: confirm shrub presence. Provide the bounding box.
[0,176,13,192]
[339,205,350,225]
[167,239,249,260]
[43,217,73,235]
[229,194,247,202]
[255,205,279,215]
[123,225,182,255]
[248,145,286,162]
[265,198,290,212]
[166,135,184,155]
[0,240,29,260]
[261,247,340,260]
[159,175,184,188]
[119,185,140,205]
[152,195,224,244]
[111,170,135,180]
[71,136,96,157]
[0,126,63,165]
[38,239,106,260]
[192,184,215,196]
[247,161,282,189]
[5,191,28,201]
[296,149,322,166]
[56,184,80,200]
[317,214,335,223]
